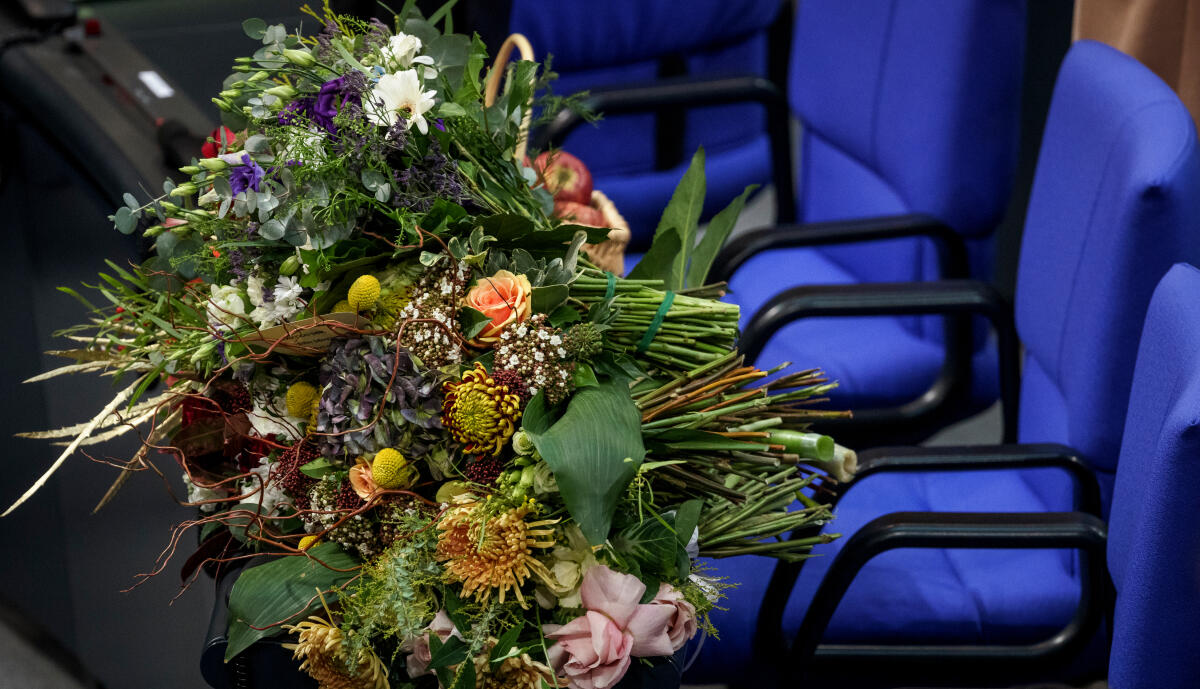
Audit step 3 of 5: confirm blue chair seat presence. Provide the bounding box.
[728,248,999,409]
[690,470,1080,682]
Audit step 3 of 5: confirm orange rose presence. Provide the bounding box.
[463,270,532,346]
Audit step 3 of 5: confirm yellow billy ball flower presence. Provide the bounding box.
[347,275,381,312]
[297,535,321,551]
[285,381,319,418]
[371,448,417,489]
[332,300,352,313]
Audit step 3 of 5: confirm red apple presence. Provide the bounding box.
[554,200,606,227]
[534,150,594,205]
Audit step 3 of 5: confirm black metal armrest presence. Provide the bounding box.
[780,511,1108,671]
[741,279,1020,444]
[709,213,970,285]
[854,444,1101,517]
[531,73,797,224]
[534,74,786,148]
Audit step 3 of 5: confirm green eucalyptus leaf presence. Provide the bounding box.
[114,207,136,235]
[259,219,286,241]
[242,17,267,40]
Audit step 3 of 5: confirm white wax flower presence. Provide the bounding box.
[183,473,220,512]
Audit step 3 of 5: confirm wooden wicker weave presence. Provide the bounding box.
[483,33,630,274]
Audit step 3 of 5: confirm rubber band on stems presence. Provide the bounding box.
[637,290,675,354]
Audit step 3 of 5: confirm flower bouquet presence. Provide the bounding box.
[10,4,855,688]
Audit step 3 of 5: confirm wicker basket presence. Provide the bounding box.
[484,34,630,274]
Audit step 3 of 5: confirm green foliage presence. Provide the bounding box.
[522,383,646,545]
[225,543,359,660]
[629,147,758,289]
[337,511,441,663]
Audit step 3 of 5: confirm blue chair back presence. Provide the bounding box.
[793,0,1025,304]
[1107,263,1200,689]
[511,0,782,248]
[1015,40,1200,512]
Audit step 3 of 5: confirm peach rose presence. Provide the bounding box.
[463,270,532,346]
[348,460,377,500]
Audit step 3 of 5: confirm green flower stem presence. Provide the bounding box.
[729,417,784,432]
[701,508,827,548]
[700,533,839,558]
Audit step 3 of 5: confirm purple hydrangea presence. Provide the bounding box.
[228,154,265,196]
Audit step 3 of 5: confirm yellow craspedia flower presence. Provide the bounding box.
[347,274,381,312]
[332,299,352,313]
[285,381,319,418]
[371,448,417,489]
[297,534,321,551]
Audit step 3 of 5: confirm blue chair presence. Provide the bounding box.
[688,40,1200,687]
[1106,263,1200,689]
[499,0,790,251]
[710,0,1027,445]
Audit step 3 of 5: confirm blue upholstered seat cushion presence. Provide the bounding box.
[727,245,999,409]
[687,469,1080,683]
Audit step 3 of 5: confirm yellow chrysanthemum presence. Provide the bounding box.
[441,363,522,456]
[286,381,320,418]
[370,448,417,489]
[436,503,557,608]
[347,275,381,312]
[283,616,389,689]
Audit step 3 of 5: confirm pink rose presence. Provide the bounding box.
[544,566,675,689]
[651,583,698,651]
[404,610,459,678]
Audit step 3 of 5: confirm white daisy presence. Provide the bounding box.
[366,69,437,134]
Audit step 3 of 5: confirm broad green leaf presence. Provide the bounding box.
[524,383,645,545]
[225,543,358,660]
[489,621,523,663]
[613,516,678,577]
[673,500,703,546]
[299,457,334,478]
[549,304,582,328]
[572,362,598,388]
[626,227,682,288]
[686,184,758,288]
[531,284,568,314]
[428,636,469,669]
[459,306,492,340]
[655,148,707,289]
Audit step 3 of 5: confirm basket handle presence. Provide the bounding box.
[483,33,536,162]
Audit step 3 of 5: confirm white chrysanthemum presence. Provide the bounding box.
[207,283,247,328]
[366,69,436,134]
[247,398,304,441]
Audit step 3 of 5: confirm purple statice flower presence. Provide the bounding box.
[228,154,265,196]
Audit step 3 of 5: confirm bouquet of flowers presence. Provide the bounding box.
[10,4,855,688]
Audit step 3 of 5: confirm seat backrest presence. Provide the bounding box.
[1015,40,1200,509]
[510,0,780,180]
[791,0,1025,285]
[1107,263,1200,689]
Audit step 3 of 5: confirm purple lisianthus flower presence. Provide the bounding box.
[229,154,265,196]
[278,97,316,127]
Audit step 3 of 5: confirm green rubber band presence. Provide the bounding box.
[604,271,616,300]
[637,290,675,353]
